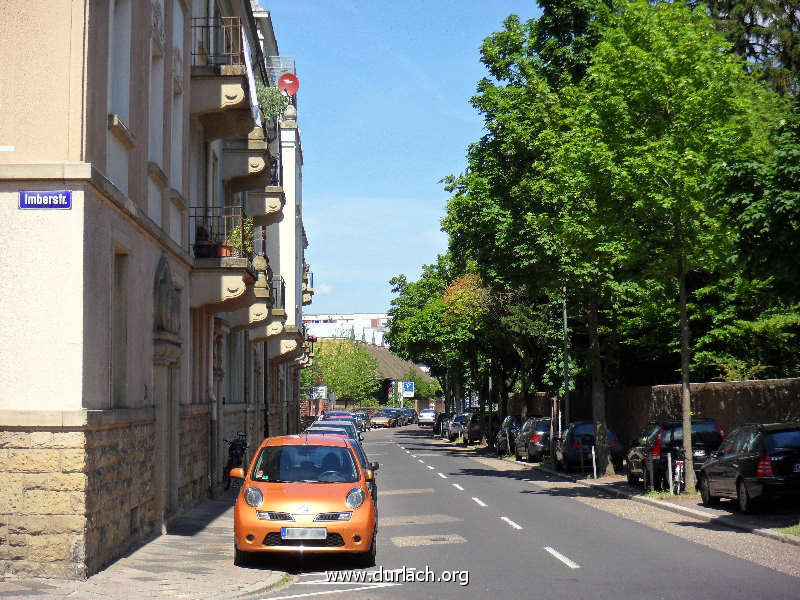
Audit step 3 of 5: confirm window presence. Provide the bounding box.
[112,249,129,406]
[109,0,132,122]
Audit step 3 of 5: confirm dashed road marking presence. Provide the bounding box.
[380,514,462,526]
[544,546,581,569]
[437,472,447,479]
[472,497,487,507]
[500,516,523,530]
[418,459,424,463]
[426,465,434,470]
[381,488,436,496]
[391,534,468,548]
[453,483,464,491]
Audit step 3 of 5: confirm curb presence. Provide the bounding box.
[206,571,287,600]
[529,462,800,549]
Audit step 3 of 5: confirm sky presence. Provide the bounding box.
[264,1,542,314]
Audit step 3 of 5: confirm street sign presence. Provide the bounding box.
[311,385,327,400]
[19,190,71,209]
[402,381,415,398]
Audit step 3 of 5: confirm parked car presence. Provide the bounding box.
[433,412,452,436]
[401,407,417,425]
[464,411,501,445]
[230,434,378,566]
[698,422,800,513]
[626,418,725,489]
[445,414,468,442]
[495,415,522,456]
[370,408,399,428]
[555,421,625,471]
[308,421,363,446]
[514,417,551,462]
[418,409,437,426]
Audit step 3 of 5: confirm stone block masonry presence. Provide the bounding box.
[0,419,158,579]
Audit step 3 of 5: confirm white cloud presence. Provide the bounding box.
[317,283,333,295]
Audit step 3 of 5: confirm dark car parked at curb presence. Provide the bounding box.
[698,422,800,513]
[495,415,522,456]
[464,411,500,446]
[626,418,725,490]
[433,412,452,435]
[555,421,625,471]
[515,417,551,463]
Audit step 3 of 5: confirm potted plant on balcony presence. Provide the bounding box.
[221,217,254,257]
[256,82,289,139]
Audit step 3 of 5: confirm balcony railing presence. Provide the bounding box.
[270,277,286,310]
[191,16,242,67]
[189,205,251,259]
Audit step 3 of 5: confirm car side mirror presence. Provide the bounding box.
[229,467,245,480]
[369,461,379,471]
[359,433,364,442]
[365,469,375,481]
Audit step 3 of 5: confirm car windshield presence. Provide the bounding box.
[534,420,551,433]
[454,415,467,424]
[764,429,800,452]
[250,445,359,483]
[573,423,617,441]
[421,410,435,415]
[375,410,392,417]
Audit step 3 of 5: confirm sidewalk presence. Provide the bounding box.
[0,492,286,600]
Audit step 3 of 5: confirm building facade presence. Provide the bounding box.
[0,0,312,579]
[303,313,391,346]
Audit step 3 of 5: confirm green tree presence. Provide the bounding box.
[314,340,381,408]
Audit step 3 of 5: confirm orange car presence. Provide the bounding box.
[230,434,378,566]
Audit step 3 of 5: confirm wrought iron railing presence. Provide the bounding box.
[189,205,250,259]
[270,277,286,309]
[191,16,242,67]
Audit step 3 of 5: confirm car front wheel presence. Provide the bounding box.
[234,544,254,567]
[354,531,377,567]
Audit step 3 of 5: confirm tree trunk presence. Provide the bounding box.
[588,296,614,476]
[679,256,695,490]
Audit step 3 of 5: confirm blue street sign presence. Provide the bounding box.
[402,381,415,398]
[19,190,72,209]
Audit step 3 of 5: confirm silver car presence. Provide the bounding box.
[418,409,437,426]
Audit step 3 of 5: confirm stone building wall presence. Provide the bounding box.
[178,407,209,512]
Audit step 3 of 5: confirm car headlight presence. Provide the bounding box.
[345,487,365,509]
[244,486,263,507]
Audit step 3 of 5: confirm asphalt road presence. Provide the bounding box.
[254,426,799,600]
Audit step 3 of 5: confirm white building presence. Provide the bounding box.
[303,313,391,346]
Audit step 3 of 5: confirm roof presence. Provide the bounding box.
[264,434,347,447]
[359,343,436,383]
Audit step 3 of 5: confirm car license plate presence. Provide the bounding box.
[793,464,800,473]
[281,527,327,540]
[694,450,705,457]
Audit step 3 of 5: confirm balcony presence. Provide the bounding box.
[223,126,270,193]
[189,205,256,310]
[249,277,286,342]
[246,185,285,227]
[190,17,255,141]
[222,257,273,329]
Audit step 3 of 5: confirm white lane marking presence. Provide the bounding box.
[418,459,424,463]
[437,472,447,479]
[472,497,487,507]
[263,583,402,598]
[426,465,434,470]
[500,516,523,530]
[453,483,464,491]
[544,546,581,569]
[391,534,468,547]
[411,454,418,458]
[399,446,405,449]
[381,488,436,496]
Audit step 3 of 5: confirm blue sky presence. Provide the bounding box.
[265,1,541,314]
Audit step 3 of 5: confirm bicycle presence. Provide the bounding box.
[671,452,685,495]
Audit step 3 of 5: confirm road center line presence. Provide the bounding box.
[437,472,447,479]
[452,483,464,491]
[418,459,424,463]
[472,497,487,507]
[544,546,581,569]
[500,516,523,530]
[426,465,434,470]
[411,455,418,458]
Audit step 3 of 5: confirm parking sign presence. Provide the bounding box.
[402,381,415,398]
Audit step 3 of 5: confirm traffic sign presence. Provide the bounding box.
[402,381,415,398]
